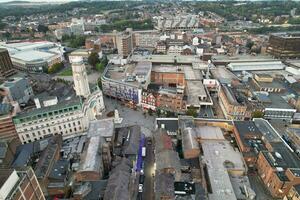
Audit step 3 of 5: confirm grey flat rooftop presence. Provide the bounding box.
[186,81,207,106]
[151,64,184,73]
[201,139,245,200]
[133,61,152,76]
[253,118,281,143]
[183,66,202,81]
[131,54,201,64]
[266,93,294,110]
[87,119,114,138]
[79,135,102,172]
[196,126,225,140]
[211,66,238,81]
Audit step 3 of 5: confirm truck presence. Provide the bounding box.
[142,147,146,157]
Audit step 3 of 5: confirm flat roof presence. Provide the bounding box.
[133,61,152,76]
[186,81,207,106]
[79,135,102,172]
[151,64,184,73]
[12,50,57,62]
[131,54,202,64]
[183,66,202,81]
[253,118,281,143]
[87,119,114,138]
[201,139,245,200]
[196,126,225,140]
[266,93,294,109]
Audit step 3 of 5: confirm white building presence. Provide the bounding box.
[71,57,91,97]
[13,57,105,144]
[0,41,64,72]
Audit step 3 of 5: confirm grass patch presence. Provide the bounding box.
[59,68,73,76]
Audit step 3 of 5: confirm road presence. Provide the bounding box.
[142,137,155,200]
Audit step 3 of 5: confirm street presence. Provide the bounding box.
[142,138,155,200]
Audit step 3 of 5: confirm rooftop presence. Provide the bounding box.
[79,135,102,172]
[13,97,82,123]
[186,81,207,106]
[201,139,245,200]
[253,118,281,143]
[155,172,175,199]
[87,119,114,138]
[48,159,69,181]
[151,64,184,73]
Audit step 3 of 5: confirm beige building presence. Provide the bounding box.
[116,29,134,58]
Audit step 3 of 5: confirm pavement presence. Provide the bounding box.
[142,137,155,200]
[103,96,156,134]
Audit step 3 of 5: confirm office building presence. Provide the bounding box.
[0,102,19,141]
[267,33,300,58]
[0,48,15,79]
[0,167,45,200]
[218,85,249,120]
[116,29,134,58]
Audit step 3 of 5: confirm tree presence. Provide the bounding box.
[48,62,64,74]
[246,40,254,50]
[97,77,102,89]
[186,106,198,118]
[88,52,100,68]
[37,24,49,33]
[252,110,264,119]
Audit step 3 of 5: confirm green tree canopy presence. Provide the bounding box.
[252,110,264,118]
[48,62,64,74]
[186,106,198,118]
[88,52,100,68]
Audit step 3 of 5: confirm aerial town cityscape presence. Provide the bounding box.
[1,0,300,200]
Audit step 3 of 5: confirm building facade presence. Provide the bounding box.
[116,29,134,58]
[267,33,300,58]
[133,30,160,48]
[0,167,45,200]
[13,98,89,144]
[0,48,15,79]
[218,85,248,120]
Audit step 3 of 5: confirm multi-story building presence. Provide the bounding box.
[116,29,134,58]
[218,84,249,120]
[284,185,300,200]
[141,90,157,111]
[257,151,300,198]
[13,98,88,144]
[0,48,15,79]
[0,41,64,72]
[233,121,265,167]
[0,102,19,141]
[1,77,34,105]
[133,30,160,48]
[267,33,300,58]
[101,62,152,105]
[156,88,186,113]
[0,167,45,200]
[156,41,167,54]
[151,65,185,87]
[13,56,104,144]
